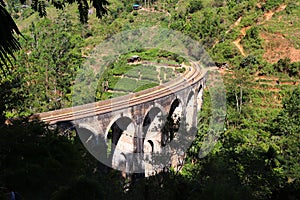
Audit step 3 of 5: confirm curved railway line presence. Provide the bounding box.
[36,62,207,124]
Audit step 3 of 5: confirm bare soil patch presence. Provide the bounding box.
[261,32,300,63]
[263,4,287,22]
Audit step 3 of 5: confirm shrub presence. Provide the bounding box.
[175,68,186,73]
[188,0,203,13]
[262,0,284,11]
[133,11,138,16]
[107,76,121,89]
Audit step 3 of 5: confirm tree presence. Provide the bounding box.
[0,3,22,73]
[188,0,203,13]
[0,0,109,71]
[271,86,300,199]
[274,86,300,135]
[225,69,251,119]
[9,13,84,115]
[0,119,84,199]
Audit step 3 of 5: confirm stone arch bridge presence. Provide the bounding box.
[36,63,207,176]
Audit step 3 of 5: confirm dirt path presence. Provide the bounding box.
[233,4,286,56]
[233,26,251,56]
[262,4,287,22]
[226,16,243,34]
[213,16,242,48]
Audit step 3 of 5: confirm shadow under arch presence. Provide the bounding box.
[106,116,136,172]
[142,106,165,140]
[142,107,166,175]
[185,90,195,131]
[196,84,204,112]
[161,98,183,147]
[76,126,107,163]
[143,139,155,177]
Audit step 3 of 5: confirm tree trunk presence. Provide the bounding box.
[239,85,243,114]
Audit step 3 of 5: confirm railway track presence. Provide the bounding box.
[36,62,206,124]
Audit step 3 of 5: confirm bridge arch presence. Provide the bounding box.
[104,113,135,140]
[77,123,98,136]
[161,98,183,146]
[142,102,167,124]
[106,117,136,153]
[141,106,165,155]
[144,139,155,176]
[185,90,195,131]
[142,106,166,138]
[76,125,107,162]
[105,116,136,171]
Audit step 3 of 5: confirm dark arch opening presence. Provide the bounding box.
[197,85,204,111]
[148,140,154,153]
[198,84,203,94]
[161,99,182,146]
[142,107,164,137]
[144,140,154,154]
[56,121,76,138]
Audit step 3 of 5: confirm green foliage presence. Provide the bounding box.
[1,1,300,199]
[9,13,83,115]
[113,77,137,91]
[274,86,300,135]
[187,0,203,13]
[94,48,181,99]
[112,64,134,76]
[134,81,159,92]
[50,176,103,199]
[160,67,175,83]
[212,41,240,62]
[0,75,22,123]
[140,65,159,82]
[262,0,284,11]
[239,55,260,73]
[0,4,22,73]
[175,67,185,73]
[30,0,109,23]
[0,119,83,199]
[183,71,300,200]
[0,118,126,199]
[241,26,263,55]
[273,58,300,77]
[270,86,300,198]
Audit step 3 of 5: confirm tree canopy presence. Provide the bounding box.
[0,0,109,72]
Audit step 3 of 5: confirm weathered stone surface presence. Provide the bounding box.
[38,65,207,176]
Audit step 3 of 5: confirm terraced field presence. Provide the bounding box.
[96,49,187,100]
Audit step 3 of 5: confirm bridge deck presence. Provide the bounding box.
[35,62,207,124]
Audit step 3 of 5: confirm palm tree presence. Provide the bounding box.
[0,2,22,74]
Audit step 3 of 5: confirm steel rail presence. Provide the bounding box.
[36,62,206,124]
